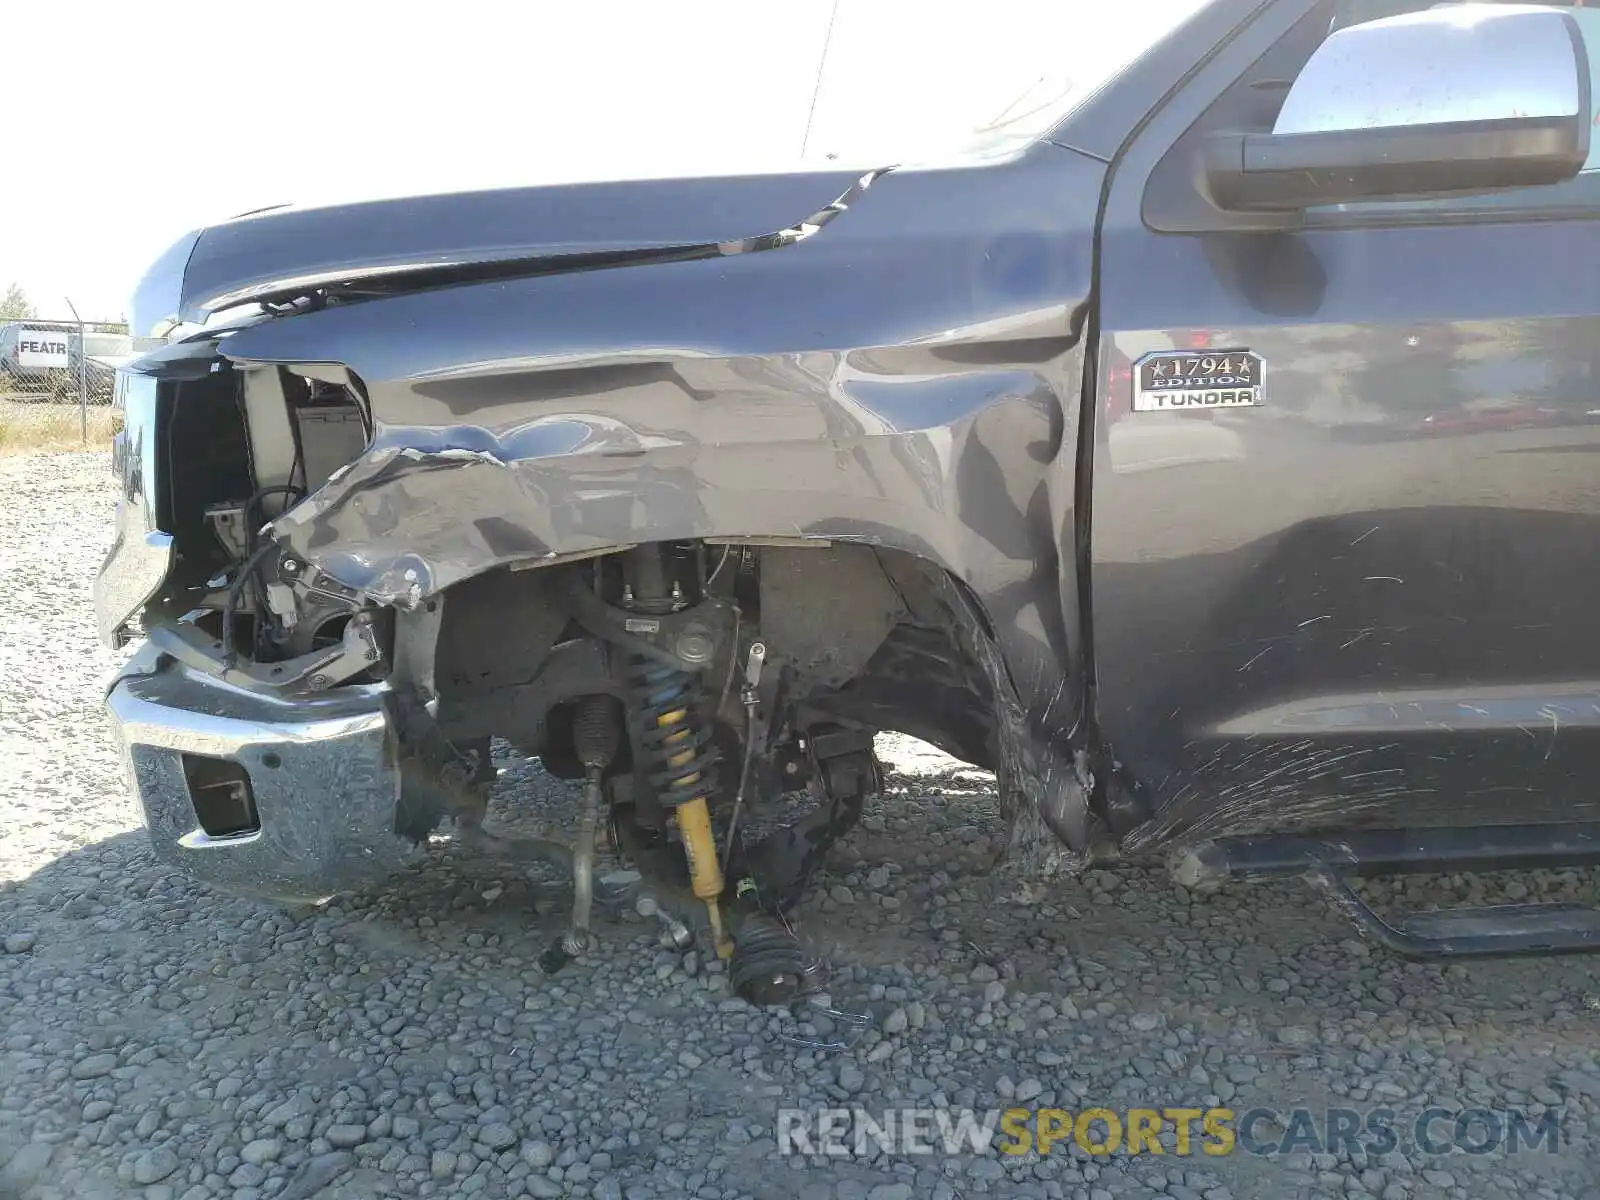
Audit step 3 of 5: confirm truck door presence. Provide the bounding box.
[1089,0,1600,847]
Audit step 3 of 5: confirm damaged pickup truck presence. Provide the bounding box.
[98,0,1600,988]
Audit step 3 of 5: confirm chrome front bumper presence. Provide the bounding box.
[107,643,419,903]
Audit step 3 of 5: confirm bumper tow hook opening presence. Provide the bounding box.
[180,753,261,839]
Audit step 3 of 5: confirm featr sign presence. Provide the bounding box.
[16,329,70,369]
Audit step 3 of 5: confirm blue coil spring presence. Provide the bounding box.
[629,655,718,807]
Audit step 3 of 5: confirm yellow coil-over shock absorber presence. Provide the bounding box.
[632,655,732,958]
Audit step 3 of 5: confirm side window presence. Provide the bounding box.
[1309,1,1600,220]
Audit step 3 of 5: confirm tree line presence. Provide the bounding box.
[0,284,128,333]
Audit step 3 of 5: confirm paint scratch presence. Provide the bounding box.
[1238,647,1272,673]
[1540,705,1561,761]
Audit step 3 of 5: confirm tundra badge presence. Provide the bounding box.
[1131,349,1264,412]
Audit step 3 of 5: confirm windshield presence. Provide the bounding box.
[798,0,1215,164]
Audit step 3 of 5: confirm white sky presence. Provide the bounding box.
[0,1,1202,320]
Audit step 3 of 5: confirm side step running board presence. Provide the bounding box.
[1305,864,1600,958]
[1172,824,1600,959]
[1175,822,1600,888]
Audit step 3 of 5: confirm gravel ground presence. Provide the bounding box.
[3,450,1600,1200]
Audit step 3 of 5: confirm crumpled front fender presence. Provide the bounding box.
[214,144,1107,858]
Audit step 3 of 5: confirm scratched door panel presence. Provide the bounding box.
[1091,217,1600,844]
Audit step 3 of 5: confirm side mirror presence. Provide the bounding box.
[1206,4,1591,212]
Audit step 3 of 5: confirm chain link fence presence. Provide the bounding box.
[0,321,160,452]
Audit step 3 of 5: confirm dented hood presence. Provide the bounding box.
[166,168,873,324]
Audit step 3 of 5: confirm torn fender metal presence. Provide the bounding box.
[225,142,1107,855]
